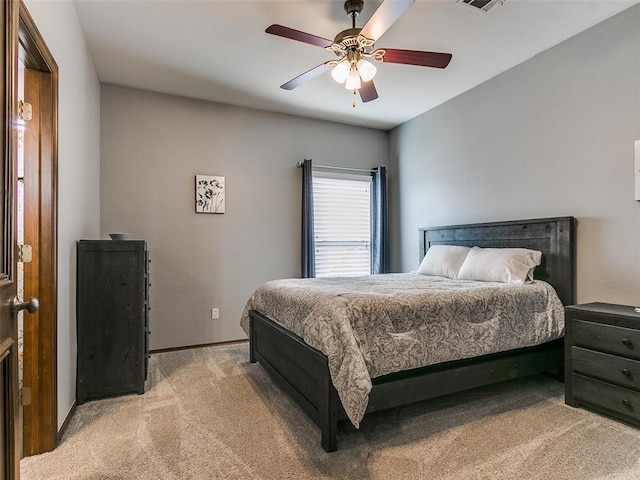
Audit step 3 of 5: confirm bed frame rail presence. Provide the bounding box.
[367,340,563,412]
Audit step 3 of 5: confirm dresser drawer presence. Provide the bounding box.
[572,346,640,390]
[573,374,640,423]
[572,319,640,360]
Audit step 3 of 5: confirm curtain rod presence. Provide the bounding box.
[296,160,376,174]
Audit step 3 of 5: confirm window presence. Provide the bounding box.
[313,174,372,277]
[300,160,387,278]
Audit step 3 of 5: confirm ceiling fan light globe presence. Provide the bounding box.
[357,59,377,82]
[331,60,350,84]
[345,68,361,90]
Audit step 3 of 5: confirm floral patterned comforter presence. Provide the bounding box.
[240,273,564,427]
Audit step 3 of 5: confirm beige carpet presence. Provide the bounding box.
[20,343,640,479]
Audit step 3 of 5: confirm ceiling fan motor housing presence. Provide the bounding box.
[333,28,363,47]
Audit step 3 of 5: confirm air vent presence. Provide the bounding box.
[457,0,505,13]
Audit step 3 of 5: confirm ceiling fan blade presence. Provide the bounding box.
[280,63,333,90]
[381,49,452,69]
[359,80,378,103]
[360,0,414,42]
[266,24,333,48]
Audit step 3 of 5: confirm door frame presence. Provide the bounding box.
[17,1,58,456]
[1,0,20,477]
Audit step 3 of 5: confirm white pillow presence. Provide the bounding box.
[417,245,472,279]
[457,247,542,283]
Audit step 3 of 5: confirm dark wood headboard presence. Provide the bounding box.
[419,217,576,306]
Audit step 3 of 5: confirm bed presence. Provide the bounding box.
[243,217,576,452]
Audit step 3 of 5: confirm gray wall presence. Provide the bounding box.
[389,5,640,305]
[24,0,101,428]
[100,84,388,349]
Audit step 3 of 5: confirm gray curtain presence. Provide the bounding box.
[301,159,316,278]
[371,166,389,274]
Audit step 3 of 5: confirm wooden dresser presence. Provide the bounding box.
[76,240,150,404]
[565,302,640,426]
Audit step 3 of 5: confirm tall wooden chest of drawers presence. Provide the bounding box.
[565,303,640,426]
[76,240,150,404]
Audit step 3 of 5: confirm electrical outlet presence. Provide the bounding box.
[211,308,219,320]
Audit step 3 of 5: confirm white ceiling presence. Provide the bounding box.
[73,0,638,130]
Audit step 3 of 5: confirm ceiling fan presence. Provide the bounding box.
[266,0,452,104]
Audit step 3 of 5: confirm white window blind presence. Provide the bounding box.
[313,175,371,277]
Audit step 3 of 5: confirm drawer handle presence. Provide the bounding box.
[622,368,632,377]
[622,399,632,408]
[622,338,633,347]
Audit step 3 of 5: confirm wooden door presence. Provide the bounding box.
[21,68,57,457]
[0,1,21,478]
[17,3,58,458]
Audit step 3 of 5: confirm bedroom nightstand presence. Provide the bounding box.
[565,303,640,427]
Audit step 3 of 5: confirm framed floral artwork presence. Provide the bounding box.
[195,175,225,214]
